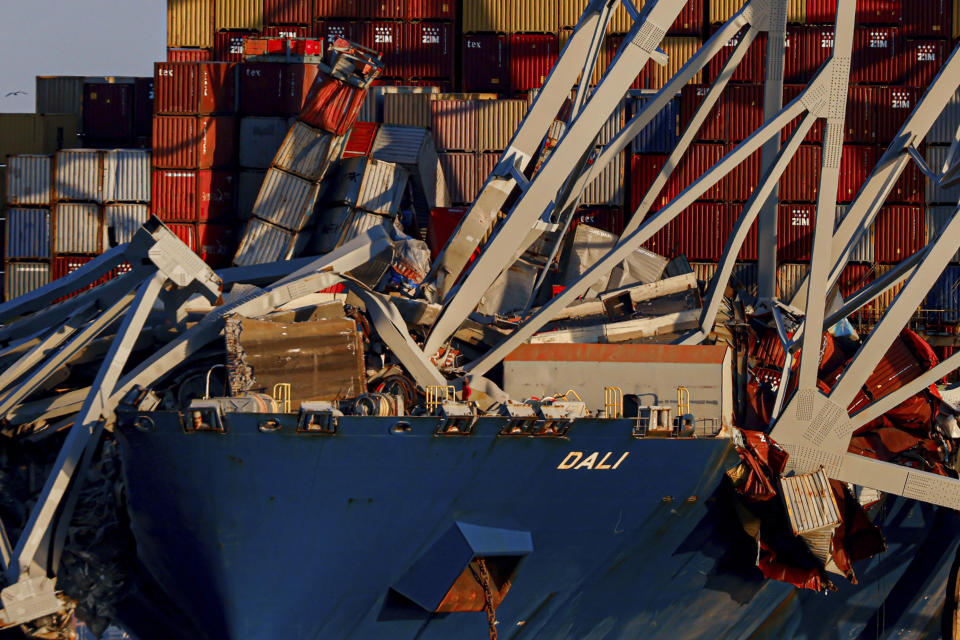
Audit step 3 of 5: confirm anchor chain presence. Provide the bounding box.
[470,557,498,640]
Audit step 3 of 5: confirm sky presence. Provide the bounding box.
[0,0,166,113]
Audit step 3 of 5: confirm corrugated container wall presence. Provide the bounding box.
[263,0,310,25]
[776,263,810,301]
[233,218,297,265]
[513,0,558,33]
[407,0,456,19]
[430,99,479,152]
[462,0,512,33]
[384,93,433,129]
[462,35,510,93]
[439,152,499,204]
[274,122,338,181]
[479,99,525,151]
[638,37,703,90]
[252,168,321,231]
[154,62,236,115]
[926,206,960,263]
[167,0,214,48]
[5,263,50,301]
[54,149,102,203]
[151,169,235,221]
[629,93,680,154]
[102,150,151,203]
[929,89,960,145]
[510,35,559,92]
[7,155,52,206]
[710,0,805,22]
[925,266,960,323]
[54,203,102,254]
[0,115,78,162]
[153,115,237,168]
[835,205,875,263]
[927,146,960,204]
[5,208,51,258]
[876,205,925,264]
[239,117,291,169]
[104,203,150,245]
[581,153,624,206]
[405,23,455,80]
[35,77,84,117]
[215,0,263,31]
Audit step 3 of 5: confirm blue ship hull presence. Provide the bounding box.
[115,413,960,639]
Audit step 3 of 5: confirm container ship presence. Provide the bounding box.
[3,0,960,638]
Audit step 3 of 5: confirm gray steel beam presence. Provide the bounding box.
[829,205,960,408]
[823,255,921,329]
[692,111,817,342]
[425,0,688,355]
[0,245,127,324]
[465,97,807,376]
[756,0,786,299]
[428,0,614,297]
[7,270,166,582]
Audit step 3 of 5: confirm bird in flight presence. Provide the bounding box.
[5,90,28,97]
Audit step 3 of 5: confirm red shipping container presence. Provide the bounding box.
[151,169,235,221]
[723,146,760,202]
[283,63,321,114]
[154,62,236,114]
[359,0,404,19]
[876,205,924,263]
[264,0,311,25]
[196,223,236,267]
[892,160,925,204]
[876,86,917,142]
[779,145,821,202]
[167,48,214,62]
[725,84,764,143]
[674,203,728,261]
[404,22,454,80]
[845,85,877,144]
[509,34,558,92]
[669,0,704,35]
[901,39,947,88]
[838,145,878,203]
[778,204,816,262]
[838,263,875,321]
[361,22,405,78]
[51,256,94,281]
[784,26,832,85]
[214,31,251,63]
[263,25,311,38]
[239,62,286,115]
[428,207,468,256]
[343,121,379,157]
[462,34,509,93]
[725,203,760,261]
[572,207,625,235]
[851,27,901,85]
[859,0,903,22]
[805,0,837,23]
[407,0,455,20]
[629,154,677,253]
[299,75,365,135]
[152,115,237,169]
[83,83,134,146]
[664,143,725,202]
[313,0,358,19]
[680,85,724,142]
[313,20,361,45]
[902,0,953,37]
[707,28,766,84]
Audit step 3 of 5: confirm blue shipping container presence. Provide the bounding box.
[5,208,51,258]
[925,265,960,324]
[628,91,680,154]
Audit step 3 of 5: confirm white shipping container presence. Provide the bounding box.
[233,217,298,266]
[326,158,409,217]
[55,149,102,203]
[928,88,960,145]
[926,206,960,263]
[239,117,293,169]
[5,208,51,258]
[104,203,149,246]
[581,152,624,206]
[102,150,151,203]
[5,262,50,301]
[54,203,102,254]
[371,125,451,222]
[358,85,441,124]
[252,168,321,232]
[7,155,52,206]
[777,263,810,301]
[274,121,338,182]
[926,146,960,204]
[835,205,875,263]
